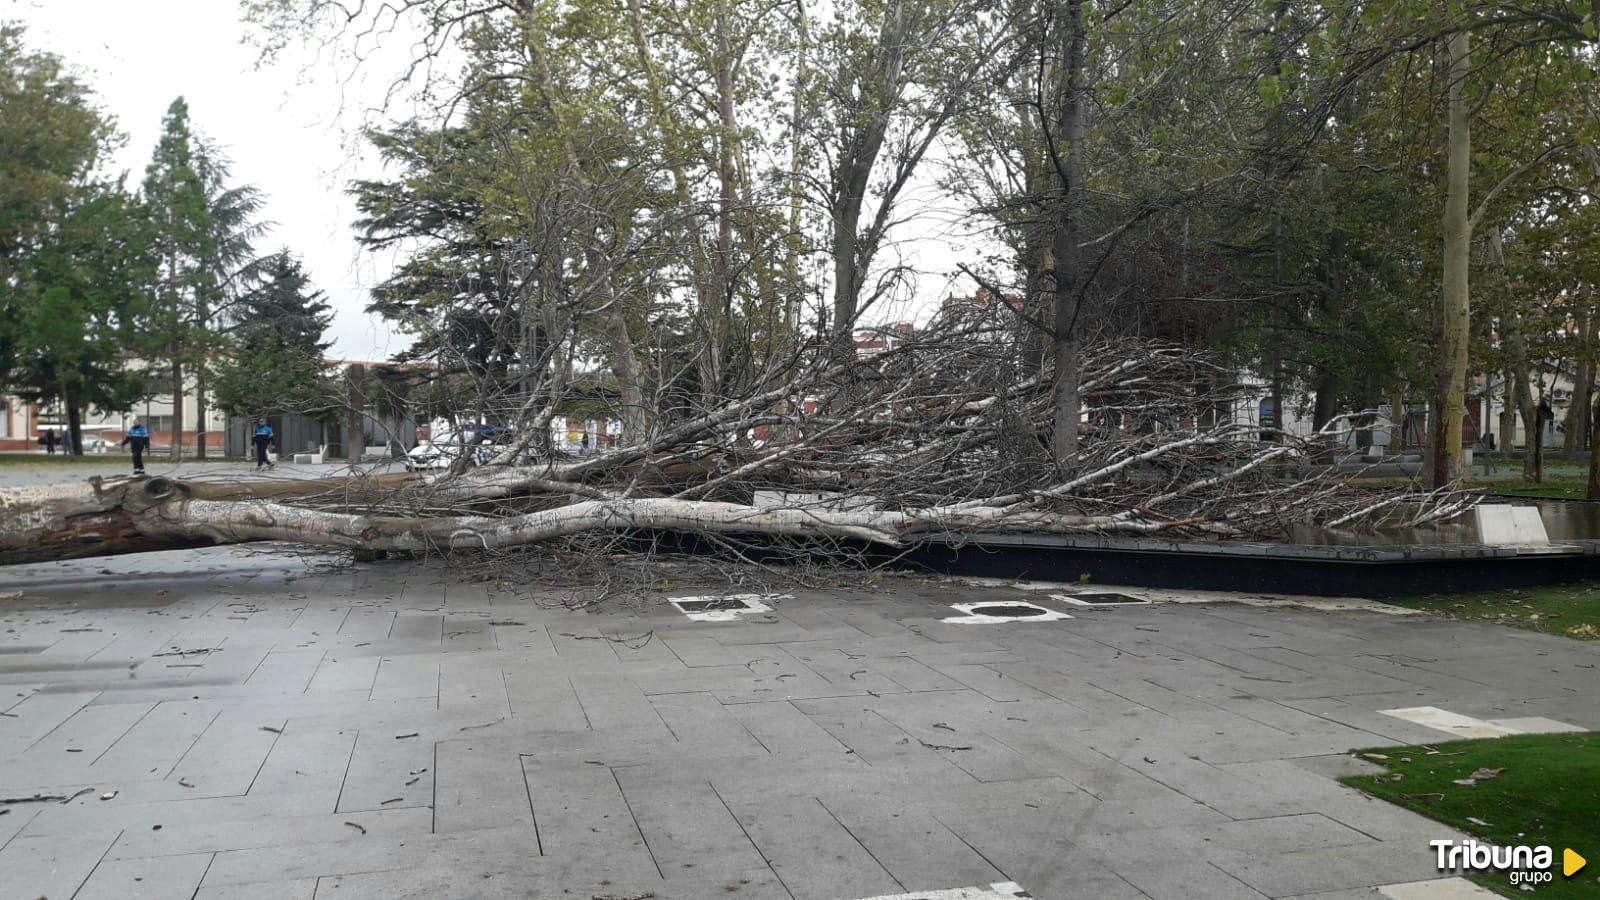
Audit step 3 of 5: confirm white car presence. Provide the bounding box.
[404,436,490,471]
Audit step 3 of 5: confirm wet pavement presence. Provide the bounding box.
[1,547,1596,899]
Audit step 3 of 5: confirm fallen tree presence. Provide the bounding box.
[0,313,1472,567]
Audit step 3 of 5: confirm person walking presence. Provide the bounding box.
[121,419,150,475]
[252,419,275,470]
[42,428,57,454]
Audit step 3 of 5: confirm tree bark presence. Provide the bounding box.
[1588,389,1600,499]
[1048,0,1087,462]
[64,382,83,458]
[1498,368,1517,454]
[344,364,366,461]
[195,368,208,460]
[170,358,185,463]
[1565,308,1593,451]
[1429,30,1471,488]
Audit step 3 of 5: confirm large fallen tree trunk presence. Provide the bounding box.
[0,326,1473,568]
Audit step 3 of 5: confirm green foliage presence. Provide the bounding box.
[0,24,142,441]
[10,181,150,415]
[138,97,215,371]
[0,23,117,388]
[214,252,336,419]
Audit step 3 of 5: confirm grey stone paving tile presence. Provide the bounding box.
[724,699,855,756]
[931,806,1150,900]
[89,701,217,779]
[729,794,903,900]
[648,691,768,752]
[338,608,396,642]
[0,830,121,899]
[659,865,793,900]
[73,849,214,900]
[437,655,511,716]
[519,758,649,861]
[1267,883,1382,890]
[660,635,771,668]
[193,877,318,900]
[0,804,39,848]
[571,675,678,736]
[1211,841,1444,897]
[108,807,433,860]
[306,653,381,694]
[861,654,972,692]
[0,689,97,745]
[1109,854,1271,899]
[386,612,442,644]
[167,710,288,788]
[242,649,322,692]
[433,739,533,834]
[792,704,979,778]
[22,790,333,838]
[921,663,1053,703]
[441,615,497,653]
[781,644,911,695]
[1211,758,1470,843]
[819,797,1007,890]
[247,723,357,798]
[11,701,154,781]
[621,781,771,880]
[335,728,436,813]
[502,667,590,729]
[367,654,439,701]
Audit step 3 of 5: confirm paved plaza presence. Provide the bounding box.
[1,546,1596,899]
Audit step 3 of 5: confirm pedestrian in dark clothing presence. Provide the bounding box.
[252,419,275,470]
[42,429,57,454]
[121,419,150,475]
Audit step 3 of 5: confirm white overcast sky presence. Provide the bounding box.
[10,0,978,357]
[9,0,417,360]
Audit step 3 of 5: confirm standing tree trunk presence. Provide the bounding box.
[64,381,83,458]
[1588,389,1600,499]
[195,368,208,460]
[1565,308,1594,451]
[1498,368,1517,455]
[169,357,185,463]
[1429,30,1471,488]
[344,364,366,461]
[1048,0,1087,462]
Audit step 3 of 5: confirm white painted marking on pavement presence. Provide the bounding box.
[851,882,1031,900]
[668,593,782,622]
[1378,706,1581,739]
[941,601,1071,624]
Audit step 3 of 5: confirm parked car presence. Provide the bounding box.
[404,433,491,471]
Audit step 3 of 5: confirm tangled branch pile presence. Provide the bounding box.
[1,310,1469,567]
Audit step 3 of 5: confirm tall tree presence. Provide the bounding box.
[12,183,150,453]
[193,142,270,458]
[214,251,335,422]
[140,98,214,461]
[0,24,114,390]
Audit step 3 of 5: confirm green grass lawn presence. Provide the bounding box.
[1342,732,1600,897]
[1386,584,1600,640]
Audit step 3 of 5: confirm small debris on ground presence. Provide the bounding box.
[100,791,117,801]
[344,821,367,835]
[395,732,419,739]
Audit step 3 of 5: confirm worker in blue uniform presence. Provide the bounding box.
[252,419,275,470]
[121,419,150,475]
